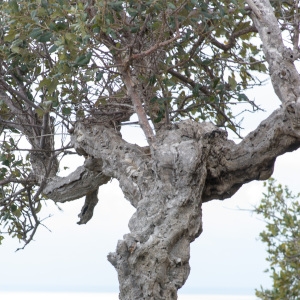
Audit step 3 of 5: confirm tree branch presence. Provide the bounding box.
[245,0,263,19]
[40,112,49,149]
[43,165,110,203]
[71,122,152,207]
[0,177,36,186]
[77,188,99,225]
[247,0,300,106]
[209,25,258,51]
[0,78,40,110]
[122,69,155,145]
[130,33,180,61]
[167,69,242,135]
[203,105,300,202]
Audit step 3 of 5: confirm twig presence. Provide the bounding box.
[0,177,35,186]
[0,187,28,205]
[130,33,181,61]
[0,78,40,110]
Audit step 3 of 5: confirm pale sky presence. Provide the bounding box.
[1,81,300,297]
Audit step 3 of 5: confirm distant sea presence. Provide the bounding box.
[0,292,258,300]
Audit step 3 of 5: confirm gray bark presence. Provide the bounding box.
[49,102,298,299]
[10,1,300,298]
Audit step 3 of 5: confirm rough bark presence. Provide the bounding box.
[246,0,300,106]
[53,101,299,299]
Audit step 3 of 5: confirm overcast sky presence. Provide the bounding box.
[1,80,300,297]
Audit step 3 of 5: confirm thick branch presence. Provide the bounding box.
[71,122,152,207]
[43,165,110,203]
[246,0,300,105]
[77,188,99,225]
[203,105,300,201]
[40,112,49,149]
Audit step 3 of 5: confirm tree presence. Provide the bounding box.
[255,179,300,300]
[1,0,300,298]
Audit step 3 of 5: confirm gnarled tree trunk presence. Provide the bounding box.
[45,105,298,299]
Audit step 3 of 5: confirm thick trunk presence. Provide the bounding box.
[107,122,214,299]
[44,104,300,299]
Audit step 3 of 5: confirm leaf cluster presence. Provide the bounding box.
[255,178,300,300]
[0,134,42,248]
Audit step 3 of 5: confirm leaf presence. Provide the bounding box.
[10,46,20,54]
[238,93,249,101]
[167,2,176,10]
[108,1,124,12]
[130,26,140,33]
[30,28,43,39]
[74,52,92,67]
[62,106,71,115]
[48,79,59,94]
[35,202,42,214]
[37,32,53,43]
[12,208,21,218]
[9,0,19,12]
[49,44,58,53]
[192,83,200,97]
[4,31,17,42]
[65,32,76,41]
[95,71,104,82]
[228,76,237,90]
[149,75,156,86]
[39,78,51,90]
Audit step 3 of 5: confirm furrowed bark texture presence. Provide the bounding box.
[62,103,300,299]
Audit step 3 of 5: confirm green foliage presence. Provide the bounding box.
[0,129,40,247]
[0,0,267,131]
[255,179,300,300]
[0,0,289,246]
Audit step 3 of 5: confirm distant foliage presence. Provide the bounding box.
[255,179,300,300]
